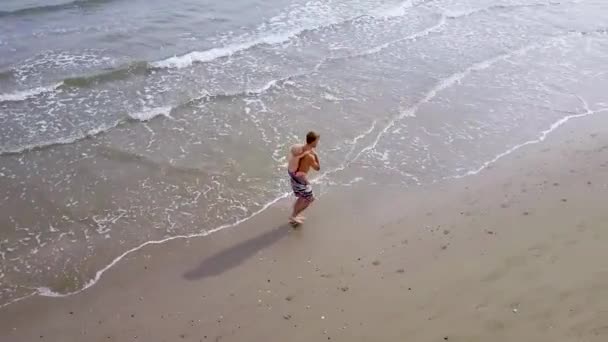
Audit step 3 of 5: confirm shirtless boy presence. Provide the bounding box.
[287,131,320,225]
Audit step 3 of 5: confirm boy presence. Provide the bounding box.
[287,132,320,225]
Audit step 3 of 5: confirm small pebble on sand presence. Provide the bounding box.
[372,260,381,266]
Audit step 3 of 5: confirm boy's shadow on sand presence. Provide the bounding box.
[183,224,293,280]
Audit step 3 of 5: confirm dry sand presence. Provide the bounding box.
[1,113,608,342]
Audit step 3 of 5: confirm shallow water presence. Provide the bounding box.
[1,0,607,306]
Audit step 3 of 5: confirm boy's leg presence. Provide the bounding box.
[291,195,314,223]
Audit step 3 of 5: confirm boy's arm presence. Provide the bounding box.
[293,148,310,162]
[311,151,320,171]
[296,172,310,184]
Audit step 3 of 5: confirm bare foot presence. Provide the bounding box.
[289,218,301,228]
[289,216,303,225]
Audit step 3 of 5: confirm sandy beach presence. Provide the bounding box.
[2,112,608,341]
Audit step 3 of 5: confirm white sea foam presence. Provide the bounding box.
[0,106,175,155]
[351,36,563,161]
[327,0,549,65]
[371,0,415,19]
[455,107,608,178]
[0,83,62,102]
[0,119,123,155]
[17,192,291,302]
[152,42,254,69]
[359,15,446,56]
[128,106,173,121]
[152,0,418,69]
[442,1,565,19]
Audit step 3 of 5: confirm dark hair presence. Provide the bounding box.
[306,131,320,144]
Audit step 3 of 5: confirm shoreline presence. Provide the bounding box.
[2,107,606,311]
[1,111,608,341]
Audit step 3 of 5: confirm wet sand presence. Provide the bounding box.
[2,113,608,341]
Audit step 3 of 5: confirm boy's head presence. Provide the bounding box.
[306,131,320,148]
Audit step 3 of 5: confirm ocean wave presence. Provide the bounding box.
[349,29,601,162]
[0,83,62,103]
[152,0,423,69]
[0,0,115,18]
[180,71,311,110]
[1,0,565,104]
[127,106,173,122]
[323,14,446,63]
[62,61,150,88]
[4,0,569,101]
[0,119,124,156]
[371,0,416,19]
[0,61,150,103]
[442,1,564,19]
[315,0,565,73]
[0,105,175,155]
[0,73,299,156]
[455,107,608,178]
[3,24,604,156]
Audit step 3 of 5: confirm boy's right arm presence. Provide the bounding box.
[294,149,310,161]
[310,151,320,171]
